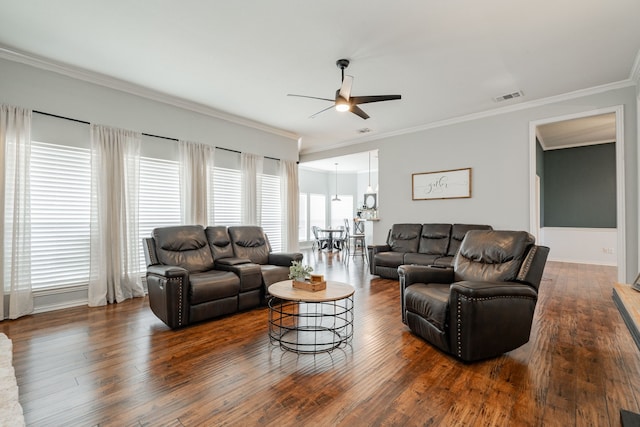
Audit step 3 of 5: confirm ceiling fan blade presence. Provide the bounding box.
[339,75,353,100]
[351,105,370,120]
[309,104,336,119]
[287,94,335,102]
[350,94,401,105]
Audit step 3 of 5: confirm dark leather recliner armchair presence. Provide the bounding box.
[398,230,550,362]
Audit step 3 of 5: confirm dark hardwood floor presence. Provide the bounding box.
[2,249,639,426]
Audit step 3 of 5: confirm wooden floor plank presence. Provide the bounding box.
[1,254,639,426]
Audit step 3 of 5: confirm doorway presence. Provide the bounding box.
[529,106,625,283]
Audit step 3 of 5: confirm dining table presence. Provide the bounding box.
[318,228,345,251]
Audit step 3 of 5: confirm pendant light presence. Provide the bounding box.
[332,163,341,201]
[365,151,374,193]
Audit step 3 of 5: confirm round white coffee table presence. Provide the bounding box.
[268,280,355,354]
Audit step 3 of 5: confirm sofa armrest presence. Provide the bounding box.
[367,244,391,274]
[268,252,303,267]
[368,244,390,253]
[147,264,188,278]
[398,264,454,287]
[450,280,538,299]
[449,280,538,361]
[398,264,454,324]
[145,265,190,328]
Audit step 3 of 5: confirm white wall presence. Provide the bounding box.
[542,228,617,266]
[0,58,298,160]
[301,85,638,281]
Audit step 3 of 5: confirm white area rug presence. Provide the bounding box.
[0,333,25,427]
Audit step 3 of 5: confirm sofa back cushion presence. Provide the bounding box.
[447,224,493,256]
[228,226,271,264]
[205,226,235,259]
[387,224,422,253]
[454,230,535,283]
[418,224,452,255]
[153,225,215,273]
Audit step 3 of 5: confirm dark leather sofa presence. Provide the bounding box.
[367,223,493,279]
[143,225,302,329]
[398,230,549,362]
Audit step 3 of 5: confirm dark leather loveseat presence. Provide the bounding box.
[368,223,492,279]
[143,225,302,329]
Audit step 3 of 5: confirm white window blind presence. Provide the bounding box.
[309,193,326,230]
[139,156,181,269]
[260,174,281,252]
[30,141,91,289]
[213,166,242,226]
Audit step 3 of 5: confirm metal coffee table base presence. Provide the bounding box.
[268,297,354,354]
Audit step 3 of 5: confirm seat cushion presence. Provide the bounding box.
[205,226,235,259]
[454,230,535,282]
[447,224,493,256]
[228,226,271,265]
[388,224,422,253]
[374,251,405,268]
[418,224,452,255]
[189,271,240,305]
[403,253,440,266]
[405,283,451,331]
[153,225,215,273]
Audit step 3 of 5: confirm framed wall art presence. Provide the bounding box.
[412,167,472,200]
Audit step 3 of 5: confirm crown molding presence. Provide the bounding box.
[300,79,636,155]
[0,45,299,141]
[630,48,640,85]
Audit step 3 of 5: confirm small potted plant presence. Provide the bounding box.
[289,261,313,282]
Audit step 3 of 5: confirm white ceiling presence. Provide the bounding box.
[301,150,378,173]
[0,1,639,162]
[537,113,617,150]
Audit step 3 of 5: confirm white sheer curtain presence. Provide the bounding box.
[279,160,299,251]
[0,105,33,320]
[241,153,263,225]
[89,124,144,306]
[179,140,215,225]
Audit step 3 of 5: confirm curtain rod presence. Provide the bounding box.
[33,110,281,161]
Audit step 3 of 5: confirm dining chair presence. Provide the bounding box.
[311,226,328,250]
[344,219,367,263]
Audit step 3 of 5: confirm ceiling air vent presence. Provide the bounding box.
[493,90,524,103]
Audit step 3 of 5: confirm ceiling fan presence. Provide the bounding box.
[287,59,401,120]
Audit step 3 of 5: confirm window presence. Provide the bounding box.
[298,193,308,242]
[30,141,91,289]
[260,173,281,252]
[330,195,353,229]
[139,156,181,270]
[213,166,242,226]
[309,193,326,231]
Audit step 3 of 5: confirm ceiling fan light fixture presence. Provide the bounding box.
[335,98,350,112]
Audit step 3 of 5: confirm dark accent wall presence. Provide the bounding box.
[543,143,616,228]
